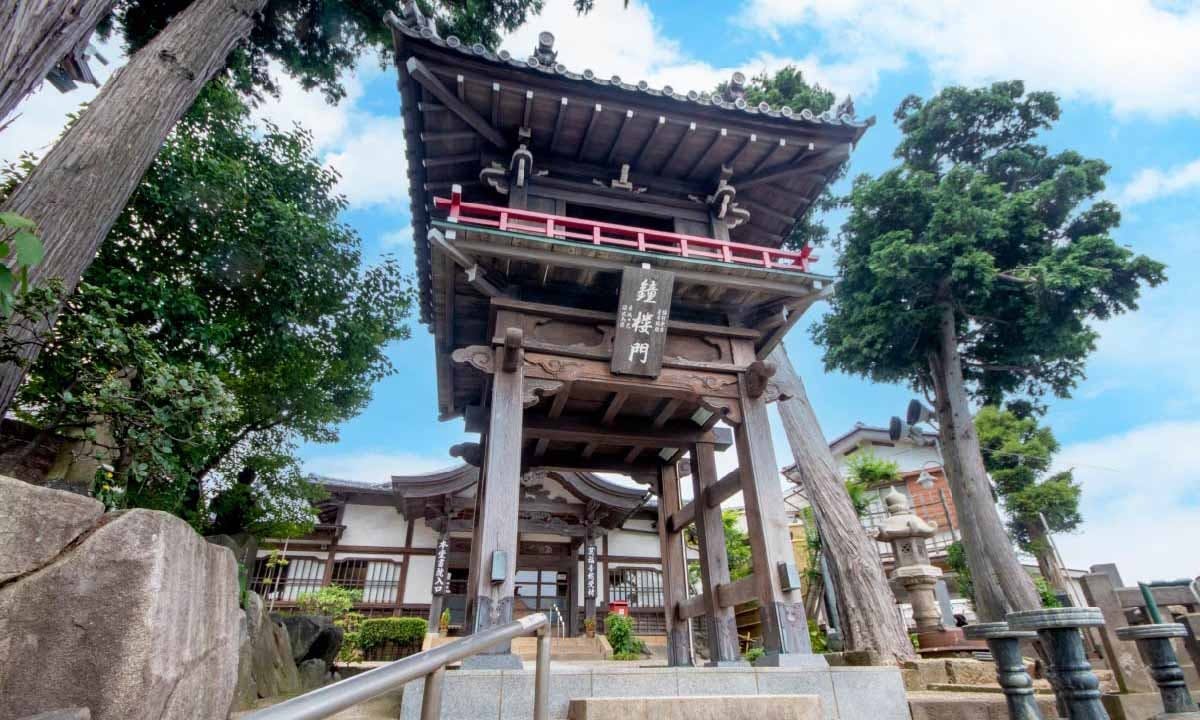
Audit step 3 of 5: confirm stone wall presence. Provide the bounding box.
[0,476,242,720]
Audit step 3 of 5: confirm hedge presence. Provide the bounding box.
[357,617,428,649]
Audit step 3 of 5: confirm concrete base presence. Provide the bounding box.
[755,651,831,670]
[566,695,823,720]
[462,652,525,670]
[398,664,909,720]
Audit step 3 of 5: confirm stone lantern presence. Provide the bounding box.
[875,488,970,651]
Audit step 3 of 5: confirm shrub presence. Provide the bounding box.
[1033,575,1062,608]
[808,619,828,653]
[744,646,765,663]
[358,617,428,649]
[296,585,362,618]
[605,612,640,658]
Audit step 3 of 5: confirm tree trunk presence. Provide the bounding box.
[927,302,1040,621]
[0,0,266,416]
[769,343,916,665]
[1026,522,1067,595]
[0,0,114,123]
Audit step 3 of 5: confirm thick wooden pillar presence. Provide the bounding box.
[691,441,743,665]
[462,343,524,669]
[736,380,825,667]
[656,461,695,666]
[428,594,445,633]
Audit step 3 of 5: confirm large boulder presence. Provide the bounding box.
[245,592,301,700]
[297,659,329,691]
[0,495,242,720]
[278,614,344,666]
[0,474,103,582]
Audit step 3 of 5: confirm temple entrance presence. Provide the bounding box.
[513,568,569,622]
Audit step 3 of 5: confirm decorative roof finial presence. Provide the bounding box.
[534,31,557,65]
[724,71,746,102]
[836,95,856,118]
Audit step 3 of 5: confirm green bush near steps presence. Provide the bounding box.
[604,612,646,660]
[358,617,428,649]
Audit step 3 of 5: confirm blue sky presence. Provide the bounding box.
[3,0,1197,580]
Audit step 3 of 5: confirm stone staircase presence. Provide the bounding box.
[512,635,612,662]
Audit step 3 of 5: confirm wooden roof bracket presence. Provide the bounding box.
[406,56,509,150]
[429,227,504,298]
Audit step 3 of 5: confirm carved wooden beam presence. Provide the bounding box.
[406,57,508,149]
[605,109,635,166]
[502,327,524,373]
[450,442,482,467]
[523,414,732,451]
[523,378,564,408]
[745,360,776,399]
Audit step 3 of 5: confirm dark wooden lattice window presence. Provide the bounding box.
[607,567,664,609]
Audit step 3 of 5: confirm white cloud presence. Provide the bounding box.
[1050,420,1200,581]
[501,0,880,102]
[1119,157,1200,206]
[304,451,459,486]
[381,227,414,248]
[739,0,1200,118]
[325,116,410,209]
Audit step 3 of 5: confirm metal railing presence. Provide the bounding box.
[243,613,551,720]
[434,188,816,273]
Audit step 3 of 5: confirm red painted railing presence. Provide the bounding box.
[433,187,814,273]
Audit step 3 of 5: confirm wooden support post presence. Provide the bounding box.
[1079,573,1155,692]
[462,340,525,669]
[690,441,743,665]
[657,462,695,666]
[736,376,825,667]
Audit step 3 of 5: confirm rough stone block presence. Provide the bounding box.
[401,670,505,720]
[755,669,838,720]
[566,695,823,720]
[0,508,242,720]
[907,691,1060,720]
[17,711,91,720]
[904,658,951,688]
[677,668,757,696]
[591,667,678,698]
[500,667,593,719]
[830,667,910,720]
[0,474,103,582]
[944,659,998,686]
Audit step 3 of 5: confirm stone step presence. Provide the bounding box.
[511,635,612,662]
[567,695,822,720]
[907,691,1062,720]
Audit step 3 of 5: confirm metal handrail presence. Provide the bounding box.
[243,613,551,720]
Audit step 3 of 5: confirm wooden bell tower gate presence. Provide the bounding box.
[388,0,870,669]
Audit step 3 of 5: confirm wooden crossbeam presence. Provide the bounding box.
[667,468,740,532]
[652,397,681,429]
[605,109,636,166]
[548,382,572,418]
[658,121,695,175]
[734,143,849,190]
[726,133,758,171]
[748,138,787,176]
[406,58,507,149]
[633,115,667,172]
[674,575,761,621]
[423,152,480,169]
[741,199,796,227]
[533,437,550,457]
[490,82,502,127]
[527,449,661,475]
[550,97,569,153]
[522,89,534,128]
[624,446,644,463]
[600,391,628,426]
[420,130,477,143]
[523,415,731,450]
[685,128,727,179]
[577,103,603,161]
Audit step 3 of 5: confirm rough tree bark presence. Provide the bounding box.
[1026,523,1067,595]
[769,343,916,665]
[0,0,114,123]
[928,302,1040,621]
[0,0,267,416]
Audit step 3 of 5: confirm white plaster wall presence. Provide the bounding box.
[405,554,435,604]
[339,504,408,547]
[606,528,661,557]
[410,517,439,548]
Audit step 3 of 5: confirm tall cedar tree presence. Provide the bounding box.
[0,0,576,417]
[6,80,411,533]
[975,404,1081,590]
[814,81,1164,620]
[722,66,916,663]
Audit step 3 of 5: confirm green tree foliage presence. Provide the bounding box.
[975,405,1082,553]
[105,0,577,103]
[945,540,974,601]
[0,211,44,317]
[717,66,842,250]
[815,80,1165,405]
[357,617,428,649]
[4,81,411,533]
[844,451,900,516]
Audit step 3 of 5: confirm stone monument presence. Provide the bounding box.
[875,488,975,652]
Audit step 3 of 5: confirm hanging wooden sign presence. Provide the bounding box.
[431,534,451,596]
[611,265,674,377]
[584,543,598,600]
